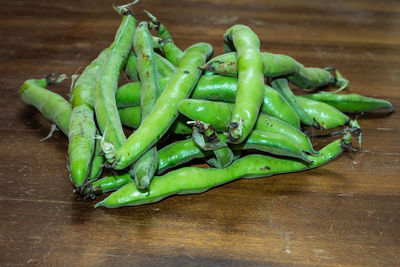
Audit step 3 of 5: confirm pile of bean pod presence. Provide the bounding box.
[19,4,394,208]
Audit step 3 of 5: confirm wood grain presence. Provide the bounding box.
[0,0,399,266]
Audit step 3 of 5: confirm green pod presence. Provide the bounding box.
[94,9,136,149]
[271,78,315,127]
[155,53,177,77]
[89,125,316,195]
[223,25,265,144]
[19,75,71,135]
[19,78,105,183]
[178,99,234,131]
[88,136,105,181]
[296,96,350,129]
[124,52,175,81]
[125,52,139,81]
[90,173,132,194]
[157,138,212,174]
[288,67,334,90]
[109,43,213,170]
[116,76,170,108]
[191,75,238,101]
[201,52,348,91]
[116,82,141,108]
[262,84,300,129]
[145,10,175,42]
[96,135,349,208]
[68,48,110,188]
[68,105,96,187]
[191,75,300,128]
[255,114,317,155]
[118,106,192,135]
[117,74,300,128]
[132,21,161,190]
[201,52,298,78]
[118,106,141,128]
[135,21,161,119]
[230,130,311,164]
[154,37,184,67]
[177,99,316,155]
[302,92,394,113]
[190,121,234,168]
[207,146,234,168]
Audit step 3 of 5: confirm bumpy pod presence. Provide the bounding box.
[96,134,351,208]
[223,25,265,143]
[302,92,394,113]
[106,42,213,170]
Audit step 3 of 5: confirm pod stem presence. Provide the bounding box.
[113,0,139,16]
[45,73,67,86]
[98,129,119,168]
[324,68,349,93]
[144,10,160,29]
[188,120,226,150]
[225,119,243,144]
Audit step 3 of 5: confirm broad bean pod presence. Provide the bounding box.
[223,25,265,143]
[96,133,351,208]
[296,96,351,129]
[19,75,104,181]
[115,74,300,128]
[132,21,162,189]
[118,106,192,134]
[177,99,316,154]
[94,5,136,150]
[20,74,70,135]
[200,52,348,91]
[105,42,213,170]
[153,36,184,67]
[124,52,176,82]
[68,48,109,188]
[302,92,394,113]
[89,126,314,196]
[271,78,317,127]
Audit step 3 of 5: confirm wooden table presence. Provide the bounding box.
[1,0,399,265]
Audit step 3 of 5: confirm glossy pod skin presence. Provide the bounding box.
[179,99,234,131]
[19,75,70,135]
[90,127,314,196]
[19,77,103,181]
[124,52,176,83]
[96,134,351,208]
[115,74,300,128]
[154,53,177,77]
[87,138,211,195]
[90,173,132,194]
[271,78,315,127]
[116,76,170,108]
[106,43,213,170]
[125,52,139,81]
[229,130,311,163]
[302,92,394,113]
[296,96,350,129]
[88,137,105,181]
[153,37,184,67]
[177,99,316,155]
[94,7,136,150]
[68,48,109,188]
[132,21,162,190]
[200,52,348,91]
[118,106,192,135]
[223,25,265,144]
[191,75,300,128]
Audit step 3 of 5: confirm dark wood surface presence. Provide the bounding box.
[1,0,399,266]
